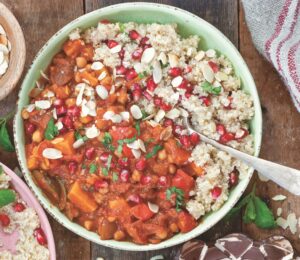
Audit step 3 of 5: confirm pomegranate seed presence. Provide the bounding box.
[116,65,127,75]
[94,179,108,190]
[125,68,138,81]
[34,227,47,246]
[53,98,64,107]
[216,124,226,135]
[208,61,219,73]
[173,124,183,136]
[132,83,142,91]
[185,66,192,73]
[0,214,10,227]
[200,96,211,106]
[85,147,95,160]
[190,133,200,145]
[163,119,174,127]
[185,92,192,99]
[129,30,140,40]
[107,40,118,49]
[99,152,110,162]
[62,116,74,129]
[140,36,149,45]
[13,203,25,212]
[67,106,81,117]
[140,175,151,185]
[118,157,129,168]
[25,123,36,135]
[178,79,189,90]
[235,128,249,140]
[220,133,235,143]
[158,176,168,186]
[211,186,222,199]
[59,127,67,134]
[146,77,157,92]
[143,44,152,50]
[100,19,110,24]
[229,170,239,187]
[127,194,141,204]
[168,67,182,77]
[56,105,67,117]
[68,161,77,174]
[135,157,146,171]
[119,48,125,59]
[179,135,191,148]
[153,96,162,106]
[160,102,172,111]
[120,169,130,182]
[143,91,153,101]
[132,89,142,101]
[132,48,143,60]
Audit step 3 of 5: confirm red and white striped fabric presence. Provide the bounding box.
[243,0,300,111]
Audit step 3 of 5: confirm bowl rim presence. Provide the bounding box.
[0,163,56,259]
[0,2,26,101]
[14,2,262,251]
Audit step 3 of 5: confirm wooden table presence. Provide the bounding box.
[1,0,300,259]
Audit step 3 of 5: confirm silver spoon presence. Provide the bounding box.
[183,117,300,196]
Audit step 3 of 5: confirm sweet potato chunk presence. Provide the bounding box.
[51,131,75,155]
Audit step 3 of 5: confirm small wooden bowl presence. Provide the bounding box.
[0,3,26,101]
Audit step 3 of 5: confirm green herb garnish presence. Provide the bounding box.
[201,81,222,95]
[107,155,112,170]
[101,167,108,176]
[166,187,184,212]
[135,121,141,136]
[145,144,163,159]
[226,184,276,229]
[159,60,169,68]
[138,71,148,79]
[112,172,119,182]
[102,132,115,151]
[119,23,126,33]
[0,110,15,152]
[0,189,16,208]
[141,110,149,119]
[44,118,59,140]
[75,131,88,142]
[144,138,155,146]
[89,163,97,174]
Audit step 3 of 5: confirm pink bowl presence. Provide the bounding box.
[0,163,56,260]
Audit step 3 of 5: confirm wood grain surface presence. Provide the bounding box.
[0,0,299,259]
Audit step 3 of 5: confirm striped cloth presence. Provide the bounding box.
[242,0,300,111]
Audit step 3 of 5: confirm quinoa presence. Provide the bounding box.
[0,170,50,259]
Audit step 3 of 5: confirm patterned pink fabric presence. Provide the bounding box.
[243,0,300,111]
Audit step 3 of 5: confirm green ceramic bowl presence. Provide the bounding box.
[14,2,262,251]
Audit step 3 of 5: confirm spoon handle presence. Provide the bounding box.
[195,131,300,196]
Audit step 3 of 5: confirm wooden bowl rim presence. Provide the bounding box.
[0,2,26,101]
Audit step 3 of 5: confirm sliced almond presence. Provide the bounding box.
[40,70,49,81]
[171,76,183,88]
[35,100,51,110]
[165,108,180,119]
[110,85,116,94]
[96,85,108,100]
[272,195,287,201]
[160,126,173,141]
[120,111,130,121]
[98,71,107,81]
[127,140,140,150]
[91,61,104,70]
[110,44,122,54]
[26,104,36,113]
[206,49,216,58]
[131,149,141,159]
[276,217,288,229]
[147,202,159,213]
[157,52,167,65]
[215,71,228,82]
[153,61,162,84]
[111,114,122,123]
[103,111,115,120]
[42,148,62,159]
[141,47,155,64]
[76,83,86,106]
[277,208,283,217]
[52,108,57,120]
[73,138,85,149]
[137,139,146,153]
[55,121,63,130]
[130,105,142,119]
[81,99,89,117]
[168,53,179,67]
[86,124,100,139]
[44,90,55,98]
[202,64,214,83]
[84,86,95,97]
[287,213,297,234]
[154,109,165,123]
[147,120,159,127]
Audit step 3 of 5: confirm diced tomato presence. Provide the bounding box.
[122,145,133,158]
[177,211,197,233]
[110,126,137,141]
[172,169,195,197]
[164,139,190,165]
[131,203,154,221]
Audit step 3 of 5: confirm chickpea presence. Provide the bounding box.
[114,230,125,241]
[107,216,116,222]
[156,228,168,239]
[65,98,76,107]
[169,223,178,233]
[132,169,141,182]
[158,149,167,160]
[85,64,92,70]
[167,154,174,163]
[32,129,42,143]
[76,57,87,68]
[41,159,50,170]
[21,109,29,119]
[168,164,177,174]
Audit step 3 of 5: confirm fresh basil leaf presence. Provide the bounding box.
[225,193,253,221]
[44,118,59,140]
[145,144,163,159]
[253,196,277,229]
[89,163,97,174]
[243,198,256,223]
[0,189,16,208]
[211,86,222,95]
[201,81,222,95]
[0,121,15,152]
